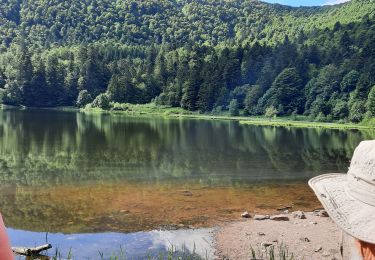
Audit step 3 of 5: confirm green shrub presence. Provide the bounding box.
[265,106,277,119]
[92,93,111,110]
[229,99,239,116]
[76,90,92,108]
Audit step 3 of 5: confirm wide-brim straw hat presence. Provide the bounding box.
[309,140,375,244]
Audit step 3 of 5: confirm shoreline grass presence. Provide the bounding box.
[238,118,373,130]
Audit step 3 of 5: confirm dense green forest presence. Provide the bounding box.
[0,0,374,122]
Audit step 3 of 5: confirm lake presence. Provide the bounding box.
[0,108,373,258]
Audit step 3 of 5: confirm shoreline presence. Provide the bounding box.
[2,104,374,130]
[84,105,375,130]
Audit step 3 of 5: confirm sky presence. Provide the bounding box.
[263,0,350,6]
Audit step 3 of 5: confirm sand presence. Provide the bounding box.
[215,212,361,260]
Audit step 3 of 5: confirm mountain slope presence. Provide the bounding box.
[0,0,374,124]
[0,0,373,49]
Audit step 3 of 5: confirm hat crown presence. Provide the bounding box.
[348,140,375,182]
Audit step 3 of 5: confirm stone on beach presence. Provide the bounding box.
[270,214,289,221]
[292,211,306,219]
[313,209,329,217]
[299,237,310,242]
[254,215,270,220]
[261,242,274,247]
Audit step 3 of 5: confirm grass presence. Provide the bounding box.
[249,244,294,260]
[83,103,375,131]
[238,117,373,130]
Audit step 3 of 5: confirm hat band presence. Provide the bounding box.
[346,173,375,207]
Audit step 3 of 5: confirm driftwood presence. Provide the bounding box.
[12,244,52,256]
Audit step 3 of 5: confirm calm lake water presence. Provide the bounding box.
[0,108,374,258]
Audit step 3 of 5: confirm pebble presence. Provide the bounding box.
[315,246,323,252]
[258,232,266,236]
[299,237,310,242]
[270,214,290,221]
[241,211,251,218]
[261,242,273,247]
[309,221,318,225]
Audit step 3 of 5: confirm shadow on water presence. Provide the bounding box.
[0,108,374,255]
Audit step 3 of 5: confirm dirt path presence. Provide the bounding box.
[215,212,360,260]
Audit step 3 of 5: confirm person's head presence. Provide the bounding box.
[309,140,375,244]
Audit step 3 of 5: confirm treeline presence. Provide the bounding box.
[1,14,375,122]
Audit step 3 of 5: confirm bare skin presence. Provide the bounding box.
[0,214,14,260]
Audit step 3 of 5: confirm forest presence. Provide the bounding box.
[0,0,374,122]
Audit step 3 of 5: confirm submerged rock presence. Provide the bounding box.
[241,211,251,218]
[270,215,289,221]
[180,190,193,196]
[277,206,292,211]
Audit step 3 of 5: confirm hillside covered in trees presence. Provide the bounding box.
[0,0,374,122]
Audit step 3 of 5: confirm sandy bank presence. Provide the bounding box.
[215,212,361,259]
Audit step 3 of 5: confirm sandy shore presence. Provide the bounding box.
[215,211,361,260]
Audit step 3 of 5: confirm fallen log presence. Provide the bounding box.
[12,244,52,256]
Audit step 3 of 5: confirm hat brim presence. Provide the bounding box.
[309,173,375,244]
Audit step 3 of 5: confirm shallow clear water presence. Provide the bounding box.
[9,228,215,259]
[0,108,373,257]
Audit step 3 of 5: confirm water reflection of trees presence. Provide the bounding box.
[0,109,373,186]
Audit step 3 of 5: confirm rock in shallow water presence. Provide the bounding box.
[241,211,251,218]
